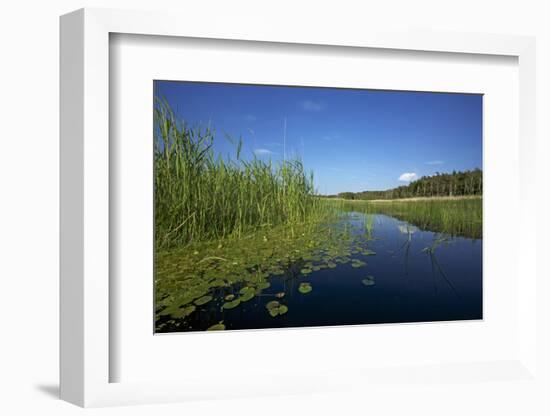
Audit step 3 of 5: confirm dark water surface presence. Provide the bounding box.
[158,212,482,332]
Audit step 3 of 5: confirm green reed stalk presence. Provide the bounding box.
[335,198,482,239]
[154,99,332,249]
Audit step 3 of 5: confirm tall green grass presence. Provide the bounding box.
[337,198,482,239]
[155,100,331,249]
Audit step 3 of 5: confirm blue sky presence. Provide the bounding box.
[154,81,482,195]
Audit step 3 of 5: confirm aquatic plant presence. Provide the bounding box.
[362,276,376,287]
[154,98,335,249]
[154,216,378,330]
[351,259,367,268]
[222,299,241,310]
[194,295,213,306]
[239,287,256,302]
[336,198,482,239]
[364,213,374,239]
[298,282,313,294]
[266,301,288,317]
[207,322,225,331]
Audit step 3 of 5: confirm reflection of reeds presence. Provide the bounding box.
[154,99,333,249]
[363,213,374,239]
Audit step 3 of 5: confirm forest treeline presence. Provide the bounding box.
[330,169,482,200]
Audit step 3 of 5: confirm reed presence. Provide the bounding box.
[336,197,482,239]
[154,99,332,249]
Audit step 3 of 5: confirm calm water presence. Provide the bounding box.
[158,212,482,332]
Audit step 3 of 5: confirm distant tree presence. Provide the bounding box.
[332,169,483,200]
[338,192,356,200]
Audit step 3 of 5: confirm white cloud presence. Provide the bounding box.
[301,100,324,111]
[398,172,418,182]
[253,148,274,156]
[426,160,444,165]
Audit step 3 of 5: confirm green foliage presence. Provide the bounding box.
[362,276,376,287]
[298,282,313,294]
[222,299,241,310]
[337,198,482,239]
[167,305,196,319]
[194,295,213,306]
[154,98,333,249]
[338,192,356,200]
[335,169,483,200]
[154,218,365,330]
[351,259,366,268]
[239,287,255,302]
[266,301,288,317]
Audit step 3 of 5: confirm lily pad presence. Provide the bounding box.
[155,214,377,331]
[351,259,367,268]
[222,299,241,310]
[256,282,271,290]
[239,286,253,295]
[239,287,255,302]
[207,323,226,331]
[194,295,213,306]
[266,300,280,310]
[158,305,177,316]
[266,300,288,317]
[362,249,376,256]
[170,305,196,319]
[362,276,375,287]
[298,282,312,294]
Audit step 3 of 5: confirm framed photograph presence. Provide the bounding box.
[60,8,538,407]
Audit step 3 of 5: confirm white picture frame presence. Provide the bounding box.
[60,7,538,408]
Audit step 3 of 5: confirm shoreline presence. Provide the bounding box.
[325,195,482,203]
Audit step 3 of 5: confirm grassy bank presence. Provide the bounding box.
[366,195,481,203]
[330,195,481,203]
[155,100,333,249]
[336,197,482,239]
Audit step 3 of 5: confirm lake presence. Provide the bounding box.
[156,208,482,333]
